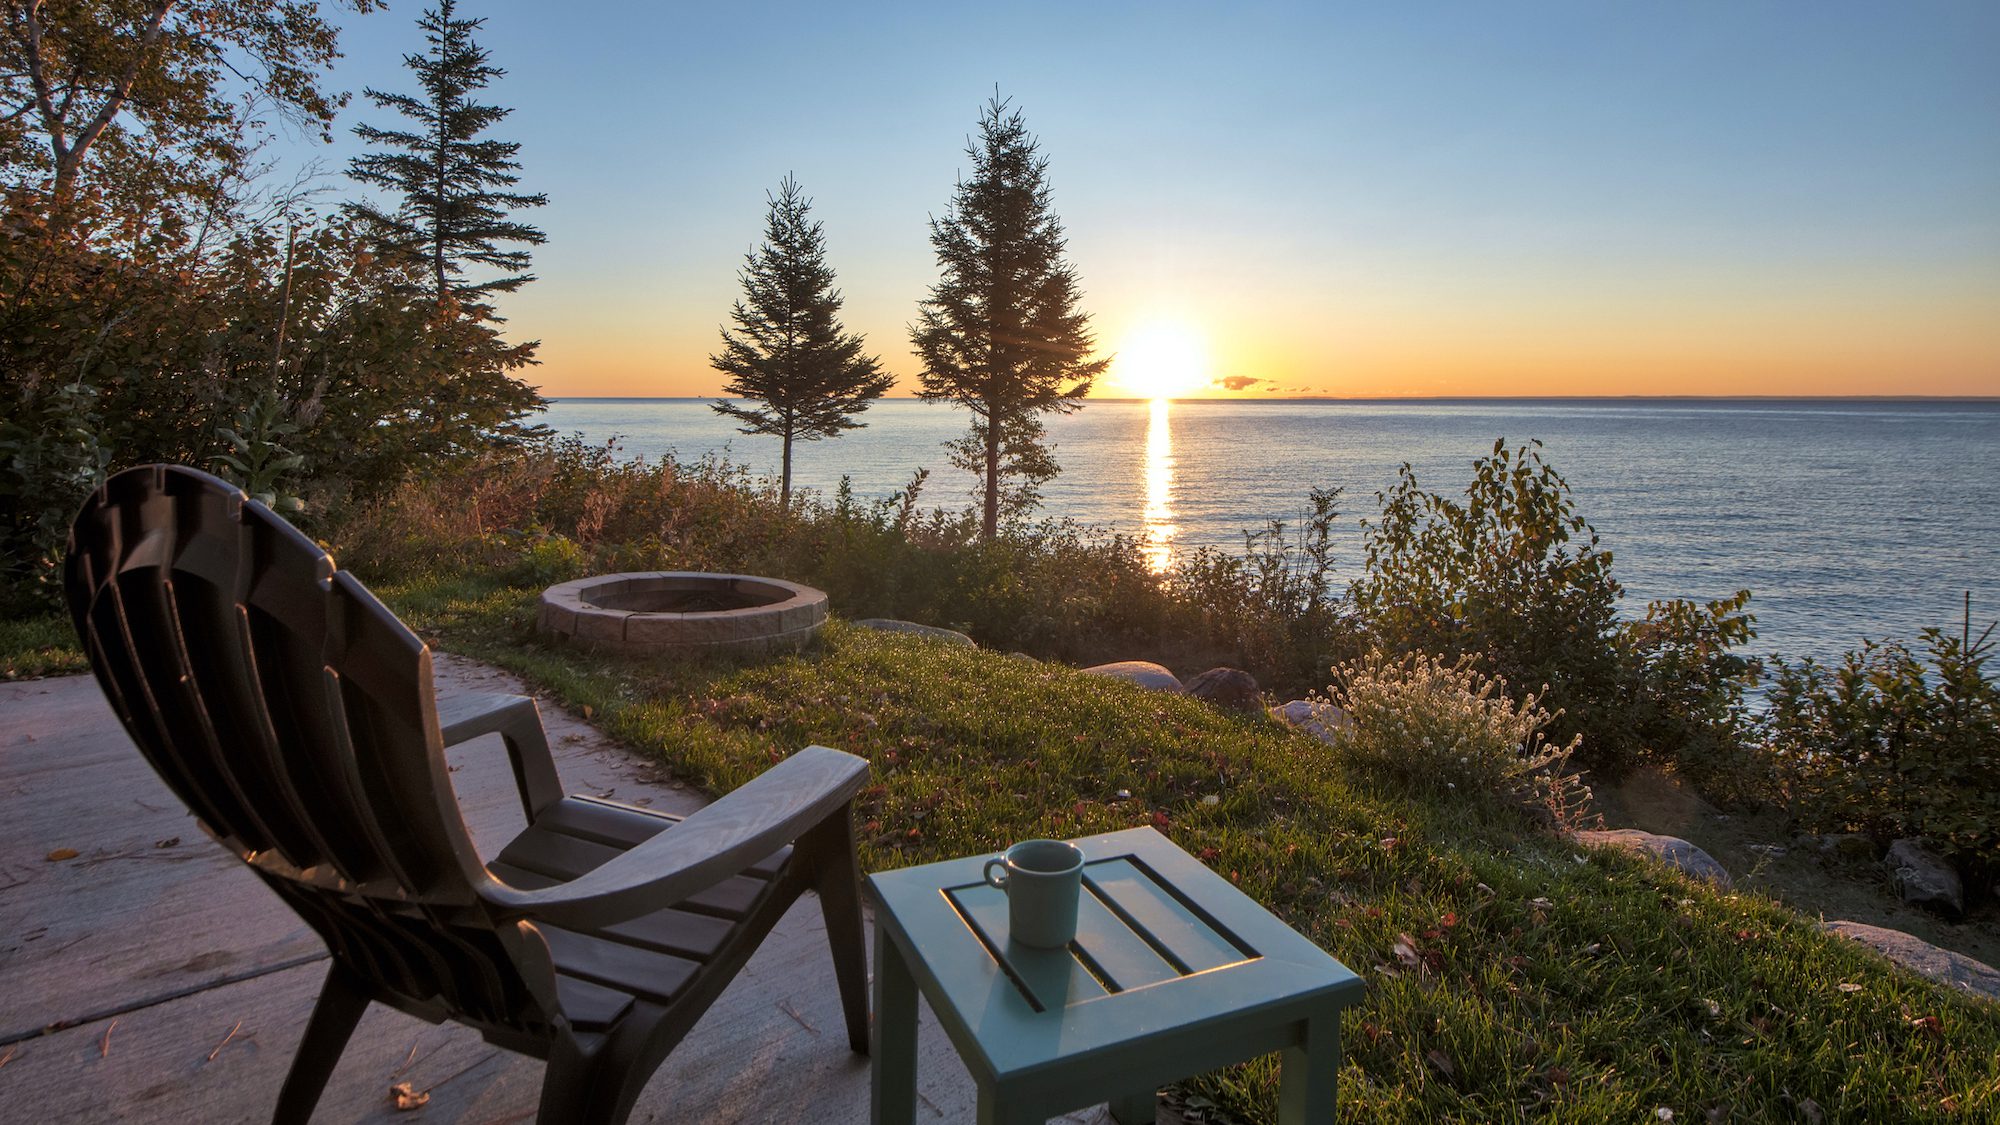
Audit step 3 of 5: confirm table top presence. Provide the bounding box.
[867,827,1364,1082]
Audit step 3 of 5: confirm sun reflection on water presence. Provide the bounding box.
[1142,397,1177,572]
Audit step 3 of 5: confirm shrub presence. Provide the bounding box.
[1319,649,1591,829]
[1350,438,1760,775]
[0,192,544,611]
[1351,439,1626,765]
[1762,624,1999,875]
[1167,487,1362,692]
[1615,589,1762,799]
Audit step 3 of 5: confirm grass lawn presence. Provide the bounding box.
[12,578,2000,1121]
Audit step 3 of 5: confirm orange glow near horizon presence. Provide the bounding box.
[516,283,2000,401]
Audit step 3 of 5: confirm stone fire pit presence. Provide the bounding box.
[537,572,827,659]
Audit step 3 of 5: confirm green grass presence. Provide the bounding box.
[386,575,1999,1123]
[0,614,87,679]
[12,579,1996,1118]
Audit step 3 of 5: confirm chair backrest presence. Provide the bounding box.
[66,465,555,1033]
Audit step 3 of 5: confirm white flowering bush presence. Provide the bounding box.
[1319,649,1590,824]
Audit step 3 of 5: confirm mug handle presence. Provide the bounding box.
[983,857,1009,890]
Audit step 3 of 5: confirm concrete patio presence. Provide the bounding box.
[0,659,1156,1124]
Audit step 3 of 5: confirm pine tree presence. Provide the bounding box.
[711,175,891,507]
[347,0,546,313]
[910,94,1107,541]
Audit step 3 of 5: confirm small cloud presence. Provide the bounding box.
[1213,375,1263,391]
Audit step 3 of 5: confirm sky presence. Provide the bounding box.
[276,1,2000,398]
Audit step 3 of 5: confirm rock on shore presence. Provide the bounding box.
[1885,838,1964,917]
[1573,828,1733,889]
[1079,661,1185,692]
[1185,667,1262,713]
[1823,921,1999,1002]
[1270,698,1351,744]
[852,619,976,647]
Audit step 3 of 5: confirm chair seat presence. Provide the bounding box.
[489,796,795,1030]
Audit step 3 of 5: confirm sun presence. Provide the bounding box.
[1113,321,1209,399]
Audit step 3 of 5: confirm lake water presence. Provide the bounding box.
[540,397,1999,664]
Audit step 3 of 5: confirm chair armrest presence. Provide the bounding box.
[481,744,869,929]
[435,691,564,820]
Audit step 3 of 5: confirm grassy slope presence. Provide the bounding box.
[386,578,1998,1123]
[11,586,1999,1121]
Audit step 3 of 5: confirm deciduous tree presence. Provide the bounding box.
[711,174,889,507]
[910,93,1106,540]
[1,0,360,215]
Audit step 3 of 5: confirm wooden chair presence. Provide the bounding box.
[63,464,871,1124]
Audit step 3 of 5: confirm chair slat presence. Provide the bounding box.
[540,928,698,1003]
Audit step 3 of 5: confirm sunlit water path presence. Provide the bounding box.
[540,397,2000,664]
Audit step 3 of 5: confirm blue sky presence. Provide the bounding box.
[278,1,2000,396]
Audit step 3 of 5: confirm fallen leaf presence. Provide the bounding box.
[390,1082,430,1111]
[580,704,595,720]
[154,837,180,849]
[1837,982,1862,993]
[1425,1048,1456,1078]
[45,848,78,862]
[1392,934,1422,970]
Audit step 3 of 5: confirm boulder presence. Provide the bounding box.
[1572,828,1733,889]
[1080,661,1184,693]
[1185,667,1262,713]
[1823,921,2000,1002]
[1270,699,1350,744]
[1885,838,1964,916]
[852,618,976,647]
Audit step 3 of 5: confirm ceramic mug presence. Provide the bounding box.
[984,839,1085,948]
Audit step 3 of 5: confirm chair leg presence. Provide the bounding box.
[539,1031,651,1125]
[807,805,870,1054]
[272,964,370,1124]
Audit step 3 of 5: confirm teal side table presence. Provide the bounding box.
[868,827,1364,1124]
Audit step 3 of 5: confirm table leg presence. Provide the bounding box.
[1110,1089,1157,1123]
[871,926,919,1125]
[1276,1013,1341,1124]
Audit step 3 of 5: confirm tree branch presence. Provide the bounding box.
[18,0,71,164]
[62,0,179,186]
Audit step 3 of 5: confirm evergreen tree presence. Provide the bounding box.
[347,0,545,312]
[711,174,891,507]
[910,93,1106,540]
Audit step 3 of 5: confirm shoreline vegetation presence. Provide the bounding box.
[6,434,1997,1120]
